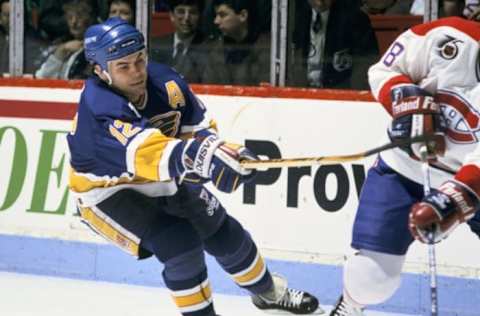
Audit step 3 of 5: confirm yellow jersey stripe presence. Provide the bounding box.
[180,118,218,135]
[134,133,169,180]
[126,129,176,181]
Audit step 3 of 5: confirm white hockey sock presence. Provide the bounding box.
[342,288,364,308]
[343,249,405,306]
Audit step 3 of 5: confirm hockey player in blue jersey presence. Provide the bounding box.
[67,17,320,316]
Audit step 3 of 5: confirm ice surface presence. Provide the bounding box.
[0,272,418,316]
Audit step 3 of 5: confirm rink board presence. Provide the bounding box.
[0,85,479,315]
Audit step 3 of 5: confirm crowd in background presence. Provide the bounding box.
[0,0,479,89]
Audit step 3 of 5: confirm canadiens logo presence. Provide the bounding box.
[438,38,461,60]
[435,90,480,144]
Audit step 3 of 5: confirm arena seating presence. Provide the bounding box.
[150,12,424,56]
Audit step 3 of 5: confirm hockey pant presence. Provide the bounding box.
[78,184,273,316]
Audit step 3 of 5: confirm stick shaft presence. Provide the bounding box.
[240,135,432,169]
[419,146,439,316]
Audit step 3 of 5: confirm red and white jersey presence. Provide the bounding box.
[369,17,480,193]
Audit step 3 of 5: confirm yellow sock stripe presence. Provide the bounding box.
[233,253,266,286]
[172,283,212,309]
[79,207,139,256]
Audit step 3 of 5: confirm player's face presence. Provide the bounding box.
[214,4,247,39]
[0,2,10,33]
[308,0,333,12]
[108,50,148,102]
[170,5,201,39]
[109,1,134,25]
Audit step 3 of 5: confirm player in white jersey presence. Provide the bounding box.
[330,17,480,315]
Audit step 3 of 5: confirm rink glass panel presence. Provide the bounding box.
[148,0,272,86]
[2,0,447,87]
[286,0,381,90]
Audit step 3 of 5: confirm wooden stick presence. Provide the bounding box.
[240,135,434,169]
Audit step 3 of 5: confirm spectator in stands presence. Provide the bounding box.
[201,0,270,40]
[361,0,414,15]
[290,0,379,89]
[202,0,270,85]
[0,0,47,76]
[27,0,107,41]
[441,0,464,17]
[108,0,135,25]
[31,0,69,40]
[150,0,209,83]
[460,0,480,19]
[35,0,97,79]
[412,0,472,19]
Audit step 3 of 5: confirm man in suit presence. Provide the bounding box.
[202,0,271,85]
[290,0,379,89]
[150,0,208,83]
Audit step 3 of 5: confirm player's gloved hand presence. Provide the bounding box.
[409,180,479,243]
[211,142,258,193]
[180,129,218,186]
[180,134,257,193]
[388,86,447,161]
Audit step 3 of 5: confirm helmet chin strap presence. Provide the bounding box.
[102,70,113,85]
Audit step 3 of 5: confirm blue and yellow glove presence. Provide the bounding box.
[173,134,257,193]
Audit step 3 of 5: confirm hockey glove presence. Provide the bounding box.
[409,180,480,243]
[388,86,446,161]
[177,134,257,193]
[181,129,217,185]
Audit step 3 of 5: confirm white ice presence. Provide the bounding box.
[0,271,417,316]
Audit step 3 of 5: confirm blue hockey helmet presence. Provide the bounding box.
[84,17,145,71]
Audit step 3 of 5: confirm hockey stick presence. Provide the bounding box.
[240,135,435,170]
[419,146,439,316]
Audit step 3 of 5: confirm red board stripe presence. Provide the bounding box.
[0,78,377,120]
[0,78,375,101]
[0,99,77,120]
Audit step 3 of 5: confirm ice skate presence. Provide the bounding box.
[251,274,322,314]
[329,295,364,316]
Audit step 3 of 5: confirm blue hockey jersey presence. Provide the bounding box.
[67,62,215,206]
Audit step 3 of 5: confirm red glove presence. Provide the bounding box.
[409,180,479,243]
